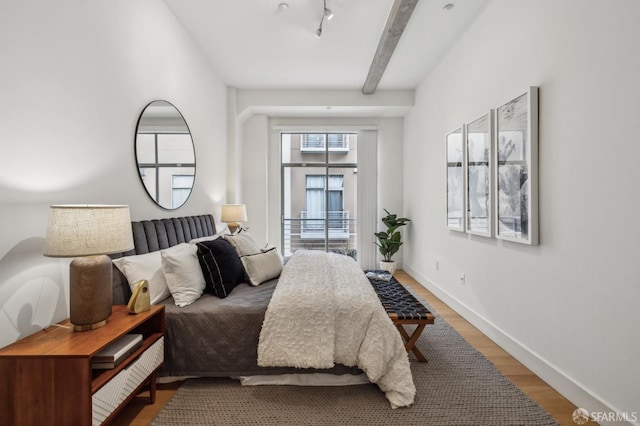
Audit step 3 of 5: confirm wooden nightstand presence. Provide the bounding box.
[0,305,165,426]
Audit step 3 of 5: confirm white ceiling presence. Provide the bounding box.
[162,0,489,91]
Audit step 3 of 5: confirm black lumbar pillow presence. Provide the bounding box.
[196,239,244,298]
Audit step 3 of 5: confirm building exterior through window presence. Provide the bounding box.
[281,133,357,259]
[136,133,195,208]
[172,175,194,209]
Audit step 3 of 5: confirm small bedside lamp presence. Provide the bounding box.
[221,204,247,234]
[44,205,134,331]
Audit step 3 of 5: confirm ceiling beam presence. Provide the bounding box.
[362,0,419,95]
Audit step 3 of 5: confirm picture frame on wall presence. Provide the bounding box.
[446,127,465,232]
[466,111,493,237]
[494,86,539,245]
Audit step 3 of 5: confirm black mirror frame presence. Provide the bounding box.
[134,100,196,210]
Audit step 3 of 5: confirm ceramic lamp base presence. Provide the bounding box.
[70,255,113,331]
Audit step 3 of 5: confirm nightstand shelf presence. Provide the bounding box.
[0,305,165,426]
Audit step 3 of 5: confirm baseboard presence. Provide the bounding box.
[403,264,637,426]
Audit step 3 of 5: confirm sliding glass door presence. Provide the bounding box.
[281,133,358,259]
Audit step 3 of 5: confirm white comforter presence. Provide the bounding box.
[257,250,415,408]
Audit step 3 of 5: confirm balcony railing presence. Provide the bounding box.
[300,210,350,235]
[282,213,356,258]
[301,134,349,152]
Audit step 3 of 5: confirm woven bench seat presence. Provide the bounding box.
[366,271,435,362]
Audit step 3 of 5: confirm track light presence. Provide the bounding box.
[314,0,333,38]
[324,7,333,20]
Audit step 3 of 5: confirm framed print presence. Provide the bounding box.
[494,87,539,245]
[446,127,465,232]
[466,112,493,237]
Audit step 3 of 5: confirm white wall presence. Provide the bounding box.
[404,0,640,422]
[0,0,227,348]
[242,114,270,244]
[376,117,405,242]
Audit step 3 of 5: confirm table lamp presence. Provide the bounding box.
[221,204,247,234]
[44,205,134,331]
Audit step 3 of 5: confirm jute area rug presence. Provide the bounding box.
[151,298,559,426]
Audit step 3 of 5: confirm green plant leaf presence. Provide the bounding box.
[374,209,410,261]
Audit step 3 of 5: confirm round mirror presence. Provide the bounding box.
[135,101,196,210]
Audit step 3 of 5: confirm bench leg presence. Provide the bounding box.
[396,324,428,362]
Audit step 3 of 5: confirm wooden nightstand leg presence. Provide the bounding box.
[149,371,157,404]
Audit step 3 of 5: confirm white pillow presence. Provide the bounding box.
[188,224,229,244]
[240,248,283,286]
[161,243,205,307]
[113,251,171,304]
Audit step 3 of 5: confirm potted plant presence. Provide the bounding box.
[374,209,410,275]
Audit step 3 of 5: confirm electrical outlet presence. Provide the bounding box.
[459,273,466,285]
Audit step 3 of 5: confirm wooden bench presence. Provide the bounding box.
[367,271,435,362]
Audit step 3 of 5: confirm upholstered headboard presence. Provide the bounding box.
[110,214,216,304]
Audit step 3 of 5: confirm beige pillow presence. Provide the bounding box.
[161,243,205,307]
[113,251,171,304]
[240,248,283,286]
[224,230,260,256]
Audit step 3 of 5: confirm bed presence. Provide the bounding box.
[110,214,415,408]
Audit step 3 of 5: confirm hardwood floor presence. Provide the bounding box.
[112,271,578,426]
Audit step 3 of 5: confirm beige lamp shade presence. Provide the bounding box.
[44,205,134,257]
[221,204,247,223]
[221,204,247,233]
[44,205,134,331]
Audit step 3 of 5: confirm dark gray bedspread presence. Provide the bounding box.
[110,215,359,377]
[158,280,361,377]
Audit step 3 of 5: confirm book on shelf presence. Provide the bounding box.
[92,334,143,369]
